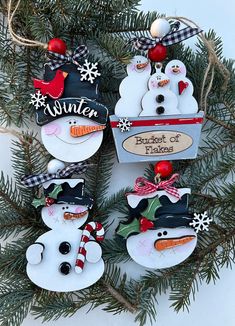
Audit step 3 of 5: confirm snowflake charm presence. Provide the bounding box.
[117,118,132,132]
[189,211,212,233]
[29,91,47,110]
[77,59,101,84]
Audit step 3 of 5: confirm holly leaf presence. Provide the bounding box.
[116,219,140,239]
[49,184,63,199]
[141,196,162,221]
[32,197,45,208]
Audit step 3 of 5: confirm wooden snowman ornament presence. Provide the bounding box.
[22,160,105,292]
[30,42,108,163]
[117,161,211,269]
[140,65,180,116]
[115,55,151,117]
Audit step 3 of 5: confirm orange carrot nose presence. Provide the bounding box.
[136,62,149,70]
[70,125,106,137]
[158,79,170,87]
[154,235,196,251]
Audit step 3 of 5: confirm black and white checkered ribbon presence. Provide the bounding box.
[46,45,89,70]
[21,162,88,187]
[132,26,202,51]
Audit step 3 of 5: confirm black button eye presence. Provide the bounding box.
[59,262,71,275]
[158,232,162,237]
[66,206,69,209]
[59,242,71,255]
[163,231,168,236]
[62,207,65,210]
[73,121,76,124]
[69,121,72,124]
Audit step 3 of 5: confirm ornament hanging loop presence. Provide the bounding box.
[154,173,161,184]
[7,0,47,49]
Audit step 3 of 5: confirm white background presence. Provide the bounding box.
[0,1,235,325]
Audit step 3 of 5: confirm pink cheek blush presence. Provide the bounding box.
[137,239,153,256]
[150,80,158,88]
[47,207,55,216]
[130,64,135,71]
[165,68,171,75]
[181,67,186,75]
[43,123,61,136]
[75,207,83,213]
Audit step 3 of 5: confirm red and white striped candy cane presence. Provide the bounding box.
[75,222,104,273]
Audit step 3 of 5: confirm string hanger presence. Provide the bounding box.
[8,0,47,49]
[166,16,230,112]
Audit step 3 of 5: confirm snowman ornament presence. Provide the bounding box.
[115,55,151,117]
[165,59,198,114]
[30,44,108,163]
[140,65,180,116]
[123,188,197,269]
[25,161,104,292]
[116,165,211,269]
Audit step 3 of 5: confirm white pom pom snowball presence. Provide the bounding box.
[47,159,65,174]
[150,18,171,38]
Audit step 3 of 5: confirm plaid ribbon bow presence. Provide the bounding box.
[132,23,202,51]
[46,45,89,70]
[133,174,181,199]
[21,162,88,187]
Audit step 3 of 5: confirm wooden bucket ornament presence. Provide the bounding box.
[110,19,204,163]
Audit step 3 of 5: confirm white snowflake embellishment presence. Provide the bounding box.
[29,91,47,110]
[189,211,212,233]
[117,118,132,132]
[77,59,101,84]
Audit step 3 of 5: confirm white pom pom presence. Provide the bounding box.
[47,159,65,174]
[150,18,171,38]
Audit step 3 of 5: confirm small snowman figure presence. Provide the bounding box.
[25,161,104,292]
[140,65,180,116]
[165,59,198,114]
[115,55,151,117]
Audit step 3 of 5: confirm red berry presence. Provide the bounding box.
[45,197,55,207]
[154,161,173,178]
[47,38,67,55]
[148,44,167,62]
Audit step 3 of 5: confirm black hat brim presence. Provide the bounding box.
[36,97,108,126]
[153,213,193,229]
[57,195,93,209]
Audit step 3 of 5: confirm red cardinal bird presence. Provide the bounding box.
[33,70,68,99]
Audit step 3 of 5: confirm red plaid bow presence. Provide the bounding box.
[134,174,181,199]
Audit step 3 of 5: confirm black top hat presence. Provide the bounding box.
[35,63,109,126]
[128,193,193,228]
[44,179,93,208]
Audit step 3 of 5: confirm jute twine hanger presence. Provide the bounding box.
[7,0,47,49]
[167,16,230,114]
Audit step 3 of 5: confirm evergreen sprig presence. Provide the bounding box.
[0,1,234,325]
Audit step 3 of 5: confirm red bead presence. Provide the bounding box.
[47,38,67,55]
[154,161,173,178]
[148,44,167,62]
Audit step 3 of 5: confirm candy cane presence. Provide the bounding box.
[75,222,104,273]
